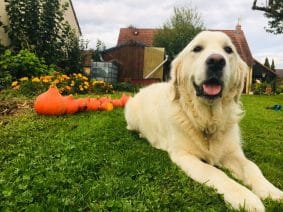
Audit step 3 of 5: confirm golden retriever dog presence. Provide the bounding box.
[125,31,283,211]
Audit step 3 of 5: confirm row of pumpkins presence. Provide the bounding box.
[34,86,130,115]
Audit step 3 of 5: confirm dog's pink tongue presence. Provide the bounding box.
[203,84,221,95]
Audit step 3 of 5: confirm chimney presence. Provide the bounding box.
[236,18,242,34]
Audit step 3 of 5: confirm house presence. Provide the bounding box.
[0,0,81,46]
[106,24,277,93]
[101,27,166,84]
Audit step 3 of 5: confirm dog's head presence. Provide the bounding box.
[170,31,248,104]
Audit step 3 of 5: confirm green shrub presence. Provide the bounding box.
[252,82,267,95]
[0,71,12,90]
[0,49,52,79]
[113,82,140,93]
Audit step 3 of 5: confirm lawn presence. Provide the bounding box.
[0,94,282,211]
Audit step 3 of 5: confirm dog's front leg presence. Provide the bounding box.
[222,151,283,201]
[170,151,264,211]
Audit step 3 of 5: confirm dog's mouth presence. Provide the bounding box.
[193,78,223,100]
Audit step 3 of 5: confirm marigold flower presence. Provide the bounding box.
[19,77,29,81]
[32,77,40,83]
[65,86,71,91]
[53,79,60,84]
[11,81,18,87]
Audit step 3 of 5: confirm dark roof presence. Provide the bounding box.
[117,25,254,66]
[253,59,277,76]
[276,69,283,78]
[117,28,159,46]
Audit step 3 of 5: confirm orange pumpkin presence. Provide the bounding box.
[34,86,66,115]
[86,98,100,111]
[76,98,88,111]
[64,95,79,114]
[111,99,123,107]
[120,94,130,106]
[100,101,113,111]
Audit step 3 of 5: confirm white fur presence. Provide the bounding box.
[125,31,283,211]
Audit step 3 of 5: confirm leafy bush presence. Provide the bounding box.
[113,82,140,93]
[0,49,52,79]
[252,82,268,95]
[0,71,12,90]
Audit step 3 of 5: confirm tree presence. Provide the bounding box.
[264,57,271,68]
[0,0,82,73]
[271,59,275,70]
[252,0,283,34]
[93,39,106,62]
[153,6,204,78]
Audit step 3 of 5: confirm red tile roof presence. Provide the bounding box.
[117,27,159,47]
[211,25,254,66]
[117,25,254,66]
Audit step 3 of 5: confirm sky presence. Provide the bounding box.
[72,0,283,68]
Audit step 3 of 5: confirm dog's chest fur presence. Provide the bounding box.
[172,96,242,165]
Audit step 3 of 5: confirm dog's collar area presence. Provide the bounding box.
[193,79,223,100]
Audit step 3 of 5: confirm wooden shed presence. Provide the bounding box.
[102,40,165,83]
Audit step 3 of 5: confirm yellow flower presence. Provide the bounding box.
[13,85,20,90]
[82,76,88,81]
[53,79,60,84]
[32,77,40,83]
[77,73,82,78]
[79,86,84,91]
[83,85,89,89]
[19,77,29,81]
[70,80,75,86]
[65,86,71,91]
[84,81,89,85]
[11,81,18,87]
[43,79,49,83]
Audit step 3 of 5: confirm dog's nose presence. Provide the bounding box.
[206,54,226,70]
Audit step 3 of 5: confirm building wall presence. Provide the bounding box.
[103,45,145,82]
[0,0,81,46]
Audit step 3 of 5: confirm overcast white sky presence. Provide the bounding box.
[72,0,283,68]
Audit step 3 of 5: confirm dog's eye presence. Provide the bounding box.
[193,45,203,53]
[224,46,233,54]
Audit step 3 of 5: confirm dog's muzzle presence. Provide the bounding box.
[193,54,226,100]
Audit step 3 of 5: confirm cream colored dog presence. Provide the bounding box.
[125,31,283,211]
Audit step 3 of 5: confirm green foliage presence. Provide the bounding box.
[0,71,12,90]
[0,0,83,73]
[93,39,106,62]
[0,95,282,210]
[271,59,275,70]
[253,82,268,95]
[0,49,50,79]
[252,0,283,34]
[264,57,271,68]
[113,82,141,93]
[153,6,204,64]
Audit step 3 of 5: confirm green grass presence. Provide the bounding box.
[0,95,282,211]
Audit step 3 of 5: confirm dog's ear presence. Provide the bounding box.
[234,58,248,103]
[169,54,183,100]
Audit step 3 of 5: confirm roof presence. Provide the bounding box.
[276,69,283,78]
[211,25,254,67]
[253,59,277,76]
[117,27,159,46]
[104,40,146,53]
[116,25,254,66]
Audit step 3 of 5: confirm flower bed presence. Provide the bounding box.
[11,72,113,96]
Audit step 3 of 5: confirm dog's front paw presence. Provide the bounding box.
[225,186,265,212]
[253,183,283,201]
